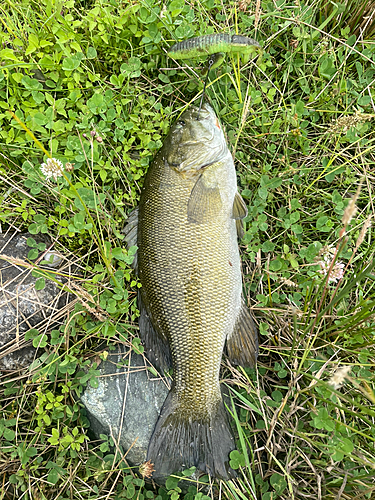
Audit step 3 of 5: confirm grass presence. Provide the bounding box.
[0,0,374,499]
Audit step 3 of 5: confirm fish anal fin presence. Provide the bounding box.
[138,293,172,373]
[147,390,236,481]
[232,193,247,239]
[187,174,222,224]
[236,219,245,239]
[226,300,258,367]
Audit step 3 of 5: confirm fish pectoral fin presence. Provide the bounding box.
[187,174,222,224]
[122,207,139,271]
[138,292,172,373]
[226,300,258,367]
[232,192,248,239]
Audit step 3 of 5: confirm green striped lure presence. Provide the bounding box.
[168,34,261,116]
[168,33,261,67]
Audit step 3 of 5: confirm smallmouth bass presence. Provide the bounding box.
[124,103,258,481]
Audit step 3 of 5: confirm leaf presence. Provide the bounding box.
[74,188,105,210]
[25,33,39,55]
[312,407,335,431]
[258,186,268,200]
[175,24,194,39]
[0,48,19,61]
[28,249,39,260]
[62,56,81,71]
[316,216,328,230]
[295,100,305,115]
[270,473,287,495]
[89,377,99,389]
[35,278,46,291]
[26,447,37,458]
[272,390,283,402]
[126,482,135,499]
[25,329,39,341]
[229,450,246,469]
[22,75,43,91]
[86,46,97,59]
[47,468,59,485]
[87,93,106,114]
[48,428,60,445]
[32,332,48,348]
[269,258,282,271]
[28,214,48,234]
[43,414,51,426]
[121,57,141,78]
[290,212,300,223]
[165,476,180,490]
[3,428,15,441]
[291,223,303,234]
[319,57,336,79]
[181,466,196,477]
[169,0,185,16]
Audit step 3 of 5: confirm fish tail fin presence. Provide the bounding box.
[147,389,236,481]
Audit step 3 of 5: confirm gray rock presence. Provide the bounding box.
[81,344,169,467]
[0,232,71,371]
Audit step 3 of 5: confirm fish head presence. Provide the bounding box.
[166,104,227,174]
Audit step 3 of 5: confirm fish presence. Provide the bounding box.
[123,103,258,481]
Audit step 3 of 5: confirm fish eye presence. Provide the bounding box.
[177,120,186,126]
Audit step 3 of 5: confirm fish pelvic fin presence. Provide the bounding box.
[147,390,236,482]
[226,300,258,367]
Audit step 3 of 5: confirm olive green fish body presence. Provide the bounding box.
[129,104,258,480]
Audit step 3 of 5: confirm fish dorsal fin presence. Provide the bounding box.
[122,208,139,271]
[226,300,258,367]
[232,192,248,220]
[187,174,222,224]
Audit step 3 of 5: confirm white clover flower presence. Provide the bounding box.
[40,158,64,181]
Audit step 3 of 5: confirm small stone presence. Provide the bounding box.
[81,344,169,466]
